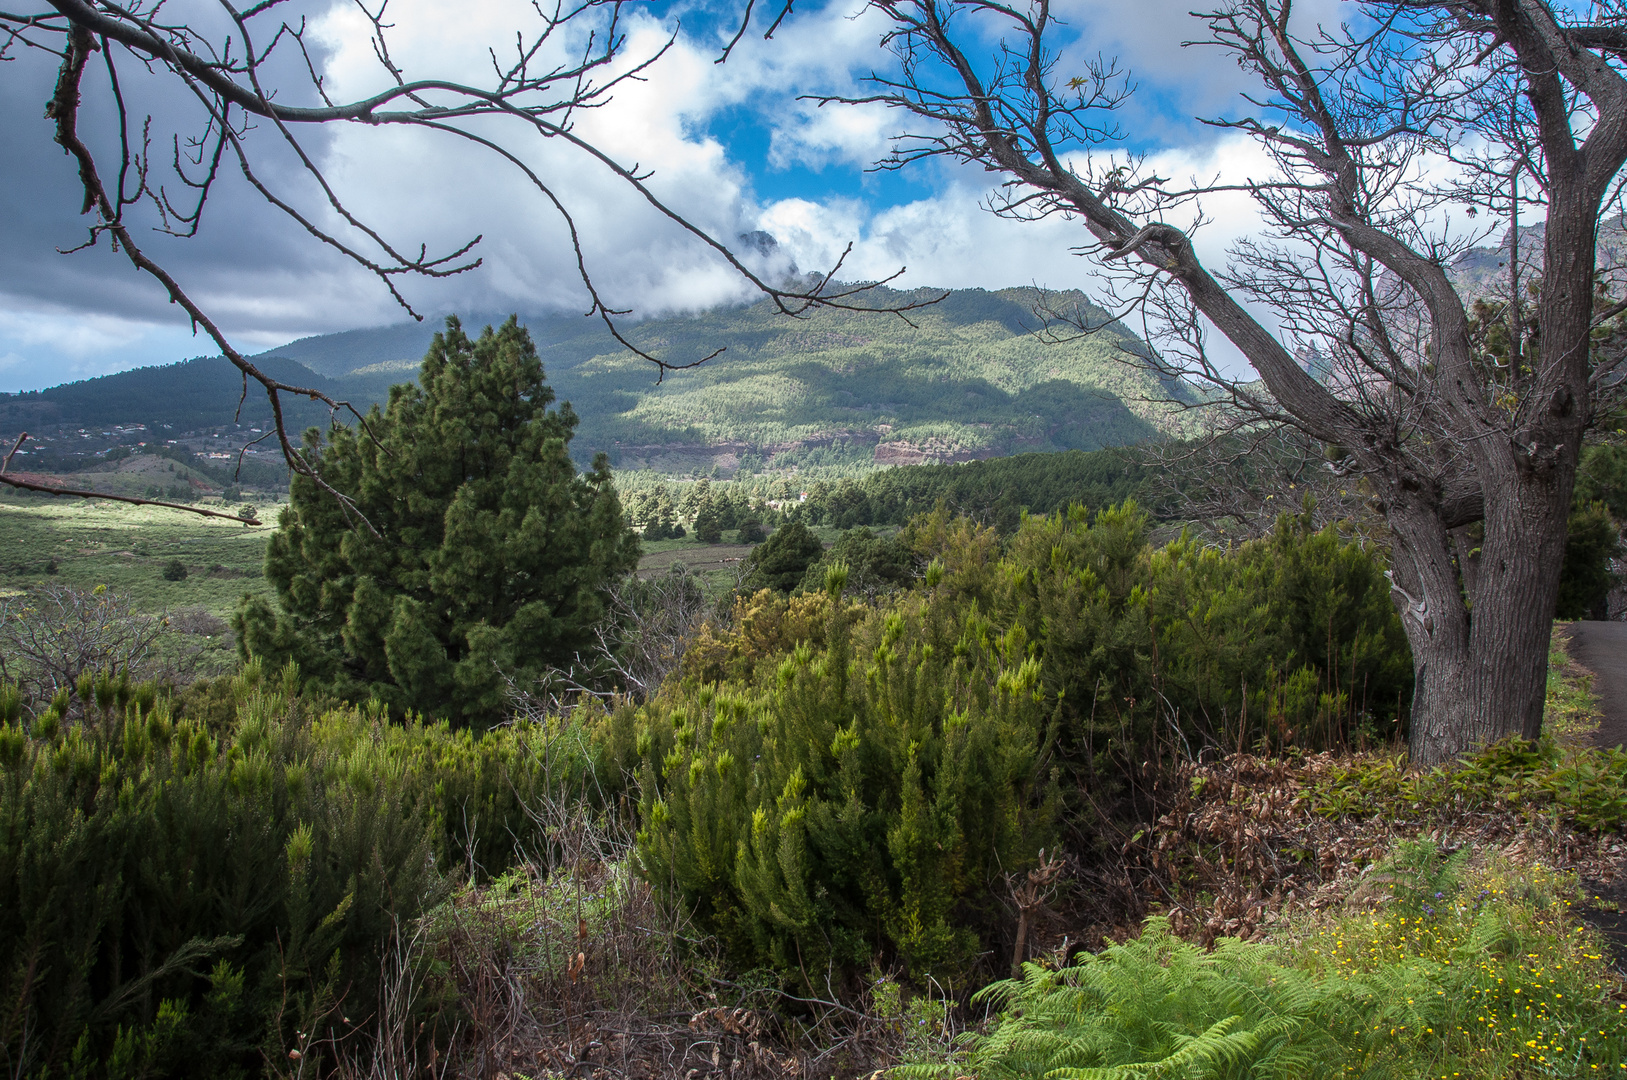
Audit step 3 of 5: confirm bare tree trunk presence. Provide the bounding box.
[1393,192,1592,765]
[1397,483,1570,764]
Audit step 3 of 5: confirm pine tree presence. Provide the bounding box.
[693,505,724,544]
[233,317,639,725]
[741,520,824,592]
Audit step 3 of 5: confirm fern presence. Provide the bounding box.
[932,845,1627,1080]
[951,921,1345,1080]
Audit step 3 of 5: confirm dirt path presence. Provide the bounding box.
[1556,623,1627,976]
[1562,621,1627,751]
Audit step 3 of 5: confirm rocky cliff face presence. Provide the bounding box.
[1449,214,1627,301]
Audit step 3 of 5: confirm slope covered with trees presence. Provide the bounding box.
[0,287,1186,474]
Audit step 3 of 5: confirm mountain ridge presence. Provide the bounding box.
[0,285,1189,475]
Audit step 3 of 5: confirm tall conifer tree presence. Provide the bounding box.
[234,316,639,725]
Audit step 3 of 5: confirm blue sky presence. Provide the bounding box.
[0,0,1313,392]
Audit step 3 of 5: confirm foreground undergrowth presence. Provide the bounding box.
[908,849,1627,1079]
[7,504,1627,1078]
[894,626,1627,1079]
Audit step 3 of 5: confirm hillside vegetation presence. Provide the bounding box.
[0,287,1188,474]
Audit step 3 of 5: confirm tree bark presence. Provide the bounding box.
[1397,190,1595,764]
[1395,478,1573,764]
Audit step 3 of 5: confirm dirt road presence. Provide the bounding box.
[1561,620,1627,750]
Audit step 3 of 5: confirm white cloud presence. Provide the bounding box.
[0,0,1380,389]
[0,308,152,359]
[0,301,270,391]
[759,134,1279,291]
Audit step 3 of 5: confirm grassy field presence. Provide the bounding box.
[0,493,278,618]
[0,495,824,613]
[634,524,845,594]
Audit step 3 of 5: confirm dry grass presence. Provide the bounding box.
[1116,753,1625,946]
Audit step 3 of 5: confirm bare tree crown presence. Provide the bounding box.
[815,0,1626,487]
[808,0,1627,759]
[4,0,937,525]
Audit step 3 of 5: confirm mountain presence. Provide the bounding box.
[0,285,1194,475]
[1448,214,1627,301]
[0,355,343,434]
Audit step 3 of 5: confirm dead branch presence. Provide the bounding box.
[10,0,941,526]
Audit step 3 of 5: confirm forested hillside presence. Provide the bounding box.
[0,286,1189,473]
[0,355,342,433]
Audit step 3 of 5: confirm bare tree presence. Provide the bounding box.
[2,0,934,527]
[810,0,1627,762]
[1143,426,1381,542]
[534,564,713,703]
[0,583,163,708]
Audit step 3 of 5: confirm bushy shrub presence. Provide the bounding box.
[995,502,1411,762]
[633,502,1411,991]
[679,588,836,685]
[624,579,1061,988]
[0,660,602,1079]
[693,506,724,544]
[1557,501,1621,619]
[799,527,914,597]
[645,515,685,541]
[161,558,189,581]
[741,520,825,593]
[0,584,164,716]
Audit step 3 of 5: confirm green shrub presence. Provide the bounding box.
[1557,501,1622,619]
[628,582,1060,988]
[1312,736,1627,832]
[800,527,914,597]
[633,502,1410,990]
[644,515,684,541]
[0,661,602,1079]
[694,506,724,544]
[916,920,1347,1080]
[161,558,188,582]
[990,502,1410,770]
[741,520,825,593]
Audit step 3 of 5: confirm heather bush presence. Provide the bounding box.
[624,575,1062,989]
[625,503,1411,992]
[0,660,601,1079]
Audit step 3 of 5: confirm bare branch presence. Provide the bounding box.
[21,0,938,529]
[0,471,262,523]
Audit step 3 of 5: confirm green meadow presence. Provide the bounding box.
[0,493,278,617]
[0,492,820,615]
